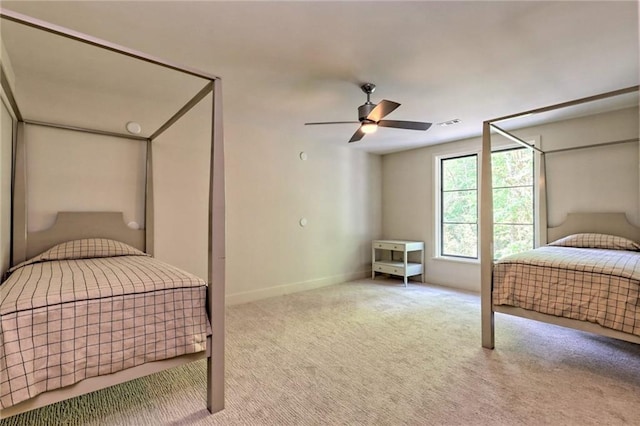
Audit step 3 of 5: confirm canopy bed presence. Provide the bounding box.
[0,9,225,418]
[480,85,640,349]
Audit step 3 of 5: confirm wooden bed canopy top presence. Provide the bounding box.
[480,84,640,350]
[0,8,225,415]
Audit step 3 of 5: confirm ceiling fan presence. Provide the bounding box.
[305,83,432,143]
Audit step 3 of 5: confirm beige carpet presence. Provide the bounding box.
[3,278,640,425]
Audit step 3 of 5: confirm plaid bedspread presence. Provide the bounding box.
[493,246,640,337]
[0,255,210,409]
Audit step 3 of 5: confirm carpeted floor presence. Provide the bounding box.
[3,278,640,425]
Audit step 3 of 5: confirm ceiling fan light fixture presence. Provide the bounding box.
[361,122,378,134]
[305,83,431,143]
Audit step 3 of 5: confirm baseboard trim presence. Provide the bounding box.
[226,270,370,305]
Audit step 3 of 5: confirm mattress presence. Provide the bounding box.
[0,239,210,409]
[493,246,640,337]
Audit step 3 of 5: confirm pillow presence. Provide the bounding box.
[548,233,640,251]
[8,238,148,273]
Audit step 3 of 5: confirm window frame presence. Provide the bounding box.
[434,136,541,262]
[490,145,535,259]
[439,153,479,259]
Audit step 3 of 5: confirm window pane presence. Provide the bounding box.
[443,190,477,223]
[493,187,533,224]
[442,224,477,258]
[494,224,534,259]
[442,156,477,191]
[492,149,533,188]
[439,148,534,259]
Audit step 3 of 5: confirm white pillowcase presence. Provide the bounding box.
[548,233,640,251]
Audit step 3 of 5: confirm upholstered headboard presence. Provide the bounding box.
[547,212,640,243]
[22,211,145,262]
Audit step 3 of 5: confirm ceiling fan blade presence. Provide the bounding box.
[305,121,359,125]
[367,99,401,122]
[348,126,366,143]
[378,120,432,131]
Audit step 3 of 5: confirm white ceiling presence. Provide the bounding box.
[1,1,639,154]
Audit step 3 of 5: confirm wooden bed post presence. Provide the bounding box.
[480,121,495,349]
[145,139,154,255]
[207,78,225,413]
[535,150,548,246]
[12,122,27,266]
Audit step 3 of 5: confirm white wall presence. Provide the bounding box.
[24,125,146,232]
[382,107,639,292]
[153,94,211,281]
[148,89,383,303]
[225,119,382,304]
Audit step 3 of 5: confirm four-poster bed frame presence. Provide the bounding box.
[0,9,225,418]
[480,85,640,349]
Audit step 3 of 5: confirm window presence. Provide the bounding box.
[492,148,534,259]
[440,155,478,258]
[438,147,534,260]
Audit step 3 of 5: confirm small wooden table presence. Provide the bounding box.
[372,240,425,286]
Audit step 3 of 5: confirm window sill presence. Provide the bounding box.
[432,256,480,265]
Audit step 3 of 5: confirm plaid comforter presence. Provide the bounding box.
[493,246,640,337]
[0,252,209,409]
